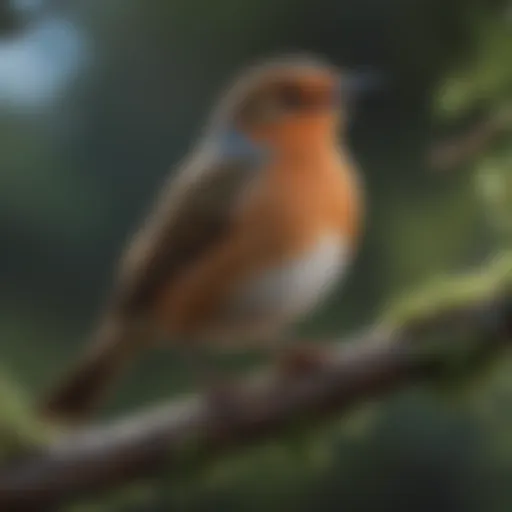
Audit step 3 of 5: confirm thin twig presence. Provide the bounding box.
[429,107,512,171]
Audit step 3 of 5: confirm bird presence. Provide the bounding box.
[41,54,367,424]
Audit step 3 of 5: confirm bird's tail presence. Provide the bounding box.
[40,316,142,424]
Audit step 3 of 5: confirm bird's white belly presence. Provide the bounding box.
[214,234,349,338]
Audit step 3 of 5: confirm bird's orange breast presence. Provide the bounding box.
[239,145,363,250]
[154,146,363,339]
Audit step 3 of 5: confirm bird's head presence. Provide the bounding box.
[209,55,378,157]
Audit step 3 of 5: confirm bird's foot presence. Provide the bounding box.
[203,377,243,421]
[276,344,329,379]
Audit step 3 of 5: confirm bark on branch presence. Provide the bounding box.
[429,107,512,171]
[0,288,511,510]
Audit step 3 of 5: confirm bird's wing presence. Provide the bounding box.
[109,149,262,316]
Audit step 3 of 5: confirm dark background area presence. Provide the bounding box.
[0,0,511,510]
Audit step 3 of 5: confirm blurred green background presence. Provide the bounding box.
[0,0,511,510]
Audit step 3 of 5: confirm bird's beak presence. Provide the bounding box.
[341,70,387,102]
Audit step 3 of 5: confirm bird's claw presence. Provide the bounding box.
[276,345,328,379]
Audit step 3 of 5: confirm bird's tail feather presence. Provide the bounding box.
[40,317,141,424]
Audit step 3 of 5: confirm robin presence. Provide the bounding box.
[42,54,370,423]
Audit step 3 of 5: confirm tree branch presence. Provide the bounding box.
[0,286,511,510]
[429,106,512,171]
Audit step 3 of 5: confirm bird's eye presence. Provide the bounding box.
[239,83,306,125]
[276,84,303,110]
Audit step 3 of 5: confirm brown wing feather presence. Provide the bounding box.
[110,154,259,316]
[40,154,259,422]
